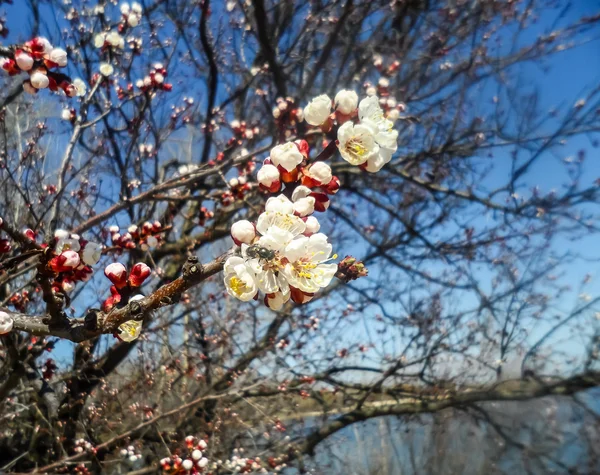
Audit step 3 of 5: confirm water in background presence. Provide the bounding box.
[282,389,600,475]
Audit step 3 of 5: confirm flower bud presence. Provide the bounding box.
[104,262,128,288]
[48,48,67,67]
[15,50,33,71]
[293,196,315,217]
[191,450,203,461]
[323,176,341,194]
[301,161,332,188]
[231,220,256,246]
[334,89,358,115]
[310,192,330,212]
[30,70,49,89]
[0,311,14,335]
[182,460,193,471]
[295,139,310,158]
[257,164,281,193]
[49,250,81,273]
[270,142,303,173]
[0,239,11,253]
[303,216,320,236]
[303,94,332,126]
[128,262,151,287]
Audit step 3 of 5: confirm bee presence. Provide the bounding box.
[246,244,276,261]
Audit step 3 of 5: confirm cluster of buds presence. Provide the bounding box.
[198,207,214,227]
[363,79,406,122]
[0,37,83,96]
[48,229,103,293]
[119,445,143,463]
[228,175,252,199]
[119,2,143,30]
[103,262,151,311]
[229,120,260,142]
[108,221,163,251]
[73,438,96,455]
[8,290,30,312]
[42,358,57,380]
[257,140,339,213]
[272,96,304,130]
[94,31,125,50]
[136,63,173,93]
[160,436,209,473]
[335,256,368,282]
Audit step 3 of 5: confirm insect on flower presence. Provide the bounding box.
[245,244,276,261]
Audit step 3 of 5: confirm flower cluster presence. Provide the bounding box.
[48,229,103,293]
[103,262,150,307]
[257,141,339,212]
[108,221,163,251]
[223,89,389,309]
[160,436,209,473]
[119,2,143,29]
[136,63,173,93]
[0,37,84,96]
[225,195,337,309]
[303,91,399,173]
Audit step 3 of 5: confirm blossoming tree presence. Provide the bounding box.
[0,0,600,473]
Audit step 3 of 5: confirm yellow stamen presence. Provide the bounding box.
[229,276,248,296]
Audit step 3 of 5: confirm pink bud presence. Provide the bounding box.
[15,50,33,71]
[104,262,128,288]
[49,250,81,273]
[0,239,11,253]
[310,192,330,212]
[323,176,340,194]
[61,279,75,293]
[128,262,151,287]
[295,139,310,158]
[24,228,36,240]
[231,220,256,246]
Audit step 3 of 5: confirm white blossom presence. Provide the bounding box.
[280,233,337,293]
[303,94,332,126]
[269,142,303,172]
[99,62,114,76]
[334,89,358,114]
[82,242,103,266]
[337,121,379,165]
[223,256,258,301]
